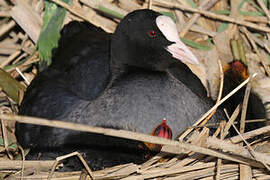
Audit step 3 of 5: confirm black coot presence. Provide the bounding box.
[222,60,266,132]
[16,9,225,170]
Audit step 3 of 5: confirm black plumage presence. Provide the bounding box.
[222,60,266,132]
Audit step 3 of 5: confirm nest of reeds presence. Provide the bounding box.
[0,0,270,179]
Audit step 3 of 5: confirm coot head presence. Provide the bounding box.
[222,60,266,132]
[111,9,199,71]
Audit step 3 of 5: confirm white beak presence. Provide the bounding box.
[156,15,199,65]
[166,41,199,65]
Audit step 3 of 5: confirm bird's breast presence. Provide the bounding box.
[77,72,214,138]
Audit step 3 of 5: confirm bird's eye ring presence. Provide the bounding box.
[148,30,157,38]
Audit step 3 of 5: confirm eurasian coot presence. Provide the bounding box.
[16,9,225,170]
[222,60,266,132]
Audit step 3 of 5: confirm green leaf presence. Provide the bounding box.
[238,0,265,16]
[98,5,125,19]
[252,33,264,38]
[37,0,72,69]
[3,57,28,71]
[159,11,176,22]
[212,10,231,15]
[239,11,264,16]
[185,0,198,8]
[0,137,18,151]
[217,23,229,33]
[180,38,212,51]
[207,38,214,46]
[3,50,37,71]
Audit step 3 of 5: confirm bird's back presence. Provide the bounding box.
[16,21,111,149]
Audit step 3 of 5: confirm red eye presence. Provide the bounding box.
[148,30,157,38]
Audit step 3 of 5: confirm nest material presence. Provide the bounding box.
[0,0,270,179]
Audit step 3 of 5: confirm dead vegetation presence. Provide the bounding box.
[0,0,270,179]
